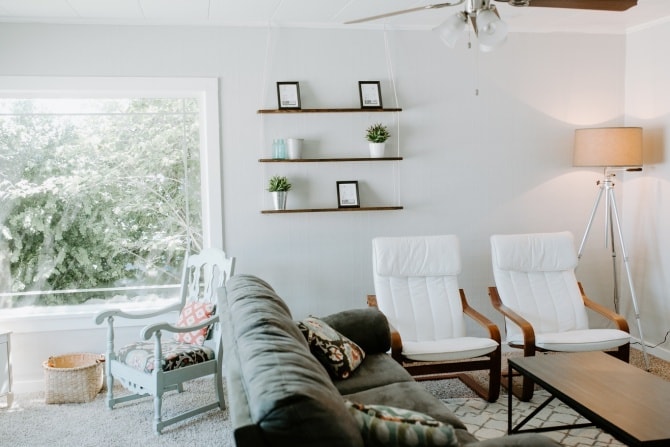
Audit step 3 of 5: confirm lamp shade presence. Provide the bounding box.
[573,127,643,167]
[436,12,467,48]
[476,8,508,52]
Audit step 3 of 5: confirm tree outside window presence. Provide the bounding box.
[0,97,202,307]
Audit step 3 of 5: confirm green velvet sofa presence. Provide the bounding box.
[220,274,562,447]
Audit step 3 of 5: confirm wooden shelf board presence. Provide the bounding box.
[261,206,403,214]
[257,108,402,114]
[259,157,402,162]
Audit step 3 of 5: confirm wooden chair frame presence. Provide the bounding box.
[368,292,501,402]
[489,282,629,401]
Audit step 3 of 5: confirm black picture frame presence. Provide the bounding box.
[337,181,360,208]
[277,82,301,110]
[358,81,383,109]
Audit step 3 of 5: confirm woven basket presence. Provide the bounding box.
[42,352,104,404]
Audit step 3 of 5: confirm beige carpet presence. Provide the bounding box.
[0,348,666,447]
[0,378,234,447]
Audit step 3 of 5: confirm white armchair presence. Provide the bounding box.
[489,231,629,401]
[369,235,501,402]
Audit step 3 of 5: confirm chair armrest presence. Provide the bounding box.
[141,315,219,340]
[488,286,536,356]
[460,289,501,343]
[94,302,182,325]
[578,282,630,332]
[367,294,403,362]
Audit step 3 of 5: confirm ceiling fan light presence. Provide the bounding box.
[476,8,508,52]
[435,12,468,48]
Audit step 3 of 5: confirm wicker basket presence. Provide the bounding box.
[42,352,104,404]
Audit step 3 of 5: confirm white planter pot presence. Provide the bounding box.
[287,138,303,159]
[369,142,386,158]
[272,191,287,210]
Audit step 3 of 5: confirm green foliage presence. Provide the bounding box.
[267,175,292,192]
[365,123,390,143]
[0,98,202,306]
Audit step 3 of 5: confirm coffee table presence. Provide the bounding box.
[508,351,670,447]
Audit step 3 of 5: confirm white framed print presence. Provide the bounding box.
[277,82,301,110]
[358,81,383,109]
[337,181,360,208]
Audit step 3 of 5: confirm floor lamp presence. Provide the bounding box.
[573,126,650,370]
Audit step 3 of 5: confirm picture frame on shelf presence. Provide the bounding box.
[358,81,383,109]
[337,181,360,208]
[277,82,301,110]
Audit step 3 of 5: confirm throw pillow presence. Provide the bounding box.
[345,401,458,447]
[174,301,215,345]
[298,316,365,379]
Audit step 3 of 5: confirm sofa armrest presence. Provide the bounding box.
[321,307,391,354]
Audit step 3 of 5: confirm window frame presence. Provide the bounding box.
[0,76,222,319]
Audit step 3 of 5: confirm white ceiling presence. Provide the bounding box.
[1,0,670,34]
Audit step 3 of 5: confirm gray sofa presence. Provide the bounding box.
[221,274,562,447]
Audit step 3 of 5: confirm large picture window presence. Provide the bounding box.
[0,77,221,309]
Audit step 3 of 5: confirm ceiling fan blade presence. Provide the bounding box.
[345,1,464,25]
[497,0,637,12]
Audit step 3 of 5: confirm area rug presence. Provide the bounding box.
[0,349,664,447]
[428,348,664,447]
[0,378,234,447]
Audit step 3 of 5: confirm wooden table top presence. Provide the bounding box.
[509,352,670,446]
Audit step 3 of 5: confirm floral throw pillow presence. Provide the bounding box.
[298,316,365,379]
[173,301,215,345]
[345,401,458,447]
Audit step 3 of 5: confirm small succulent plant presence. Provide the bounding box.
[365,123,391,143]
[267,175,292,192]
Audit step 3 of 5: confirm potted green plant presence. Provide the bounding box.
[365,123,390,158]
[268,175,292,210]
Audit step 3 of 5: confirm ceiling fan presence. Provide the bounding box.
[345,0,638,25]
[345,0,637,52]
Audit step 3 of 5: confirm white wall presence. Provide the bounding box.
[624,20,670,356]
[2,23,667,391]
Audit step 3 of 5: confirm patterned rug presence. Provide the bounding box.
[444,390,623,447]
[425,349,667,447]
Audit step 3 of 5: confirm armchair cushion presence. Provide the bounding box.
[345,400,458,447]
[373,235,461,277]
[117,340,214,373]
[298,316,365,379]
[173,301,215,345]
[491,231,577,272]
[402,337,498,362]
[532,329,630,352]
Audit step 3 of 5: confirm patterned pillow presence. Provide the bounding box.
[173,301,215,345]
[298,316,365,379]
[345,401,458,447]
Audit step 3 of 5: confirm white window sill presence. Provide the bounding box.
[0,300,180,334]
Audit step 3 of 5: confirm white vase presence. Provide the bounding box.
[287,138,303,159]
[369,142,386,158]
[272,191,287,210]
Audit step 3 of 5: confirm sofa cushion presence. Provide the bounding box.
[223,275,364,447]
[345,400,458,447]
[343,381,476,446]
[333,353,413,395]
[298,316,366,379]
[322,307,392,354]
